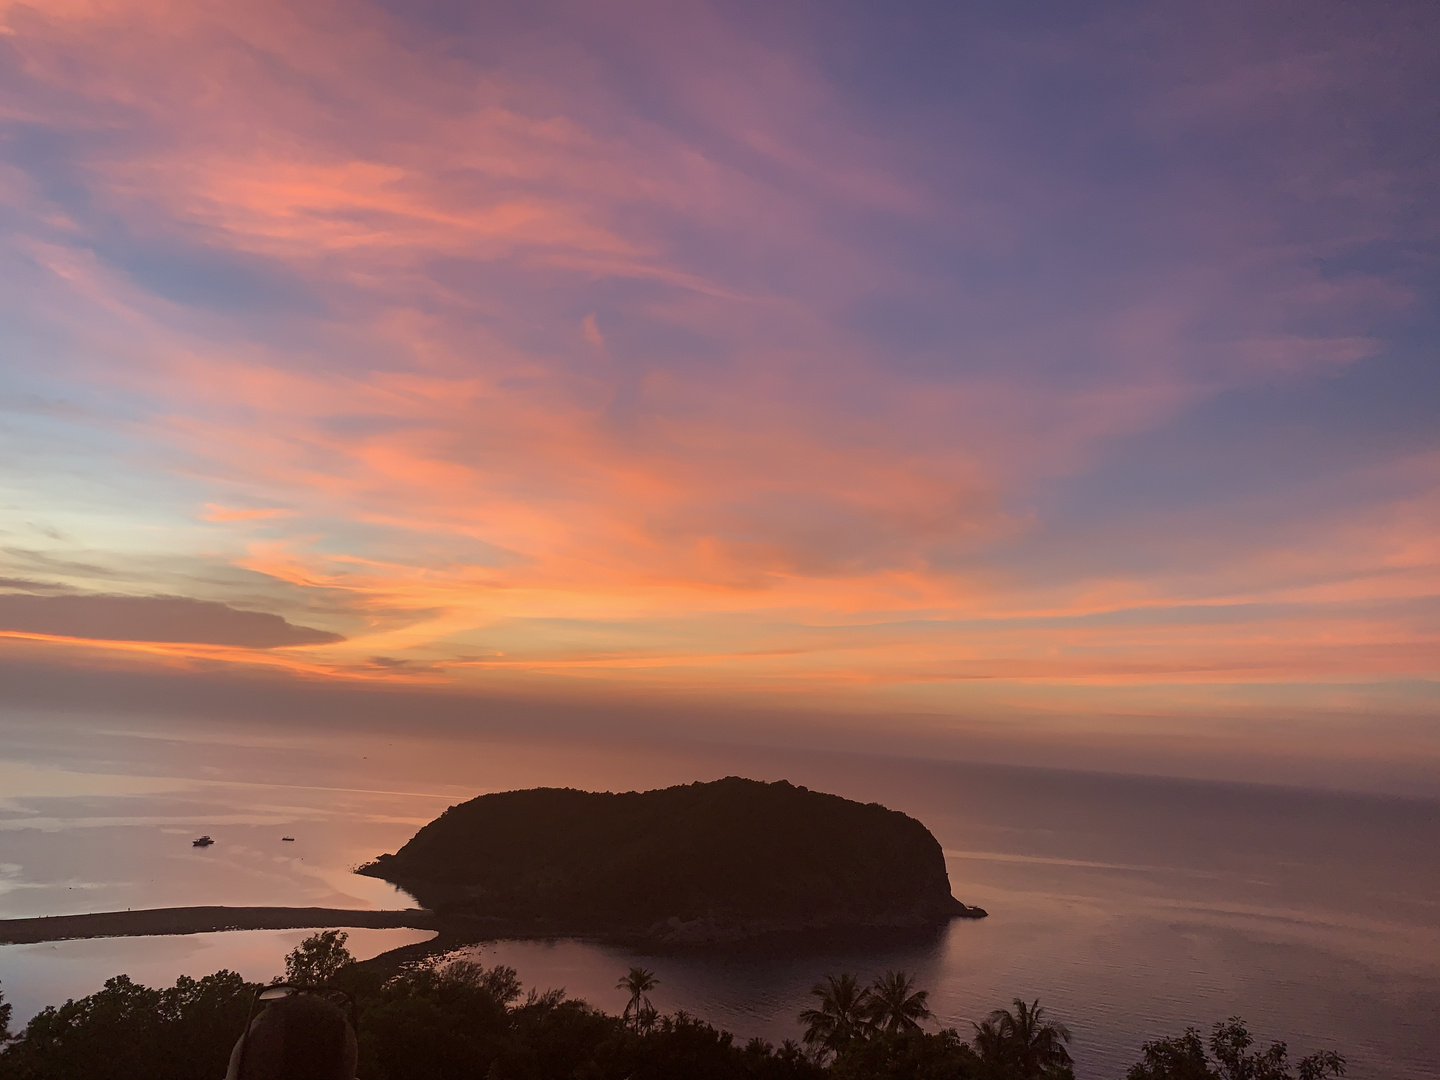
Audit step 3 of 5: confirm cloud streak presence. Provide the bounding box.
[0,0,1436,776]
[0,591,342,648]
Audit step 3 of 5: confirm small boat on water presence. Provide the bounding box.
[192,835,214,847]
[281,836,295,842]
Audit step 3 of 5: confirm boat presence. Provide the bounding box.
[281,836,295,842]
[192,835,214,847]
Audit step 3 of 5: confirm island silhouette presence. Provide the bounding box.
[0,777,983,954]
[358,777,986,945]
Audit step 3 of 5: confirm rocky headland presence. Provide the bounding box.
[357,776,986,946]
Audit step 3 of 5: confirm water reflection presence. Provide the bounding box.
[0,715,1437,1079]
[450,925,959,1043]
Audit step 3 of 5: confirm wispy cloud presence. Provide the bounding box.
[0,591,342,647]
[0,0,1435,771]
[202,504,295,523]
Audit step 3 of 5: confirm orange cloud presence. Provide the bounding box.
[0,629,433,685]
[202,504,295,522]
[1,0,1435,766]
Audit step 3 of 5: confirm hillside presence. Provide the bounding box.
[358,777,985,944]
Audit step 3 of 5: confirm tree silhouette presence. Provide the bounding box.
[1126,1018,1345,1080]
[972,1014,1008,1070]
[0,979,11,1041]
[1126,1026,1213,1080]
[798,973,873,1056]
[866,970,932,1034]
[0,958,1359,1080]
[0,971,252,1080]
[616,967,658,1030]
[282,929,354,985]
[429,960,524,1007]
[978,997,1073,1079]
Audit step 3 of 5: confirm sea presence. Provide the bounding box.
[0,713,1436,1079]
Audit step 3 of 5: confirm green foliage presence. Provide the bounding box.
[1127,1018,1346,1080]
[284,928,356,985]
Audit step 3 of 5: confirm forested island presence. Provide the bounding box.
[358,777,985,945]
[0,781,1351,1077]
[0,930,1347,1080]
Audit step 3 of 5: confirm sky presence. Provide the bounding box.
[1,0,1437,790]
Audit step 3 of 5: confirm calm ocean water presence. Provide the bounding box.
[1,715,1436,1078]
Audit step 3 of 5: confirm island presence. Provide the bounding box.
[358,776,986,945]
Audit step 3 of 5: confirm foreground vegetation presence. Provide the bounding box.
[0,932,1346,1080]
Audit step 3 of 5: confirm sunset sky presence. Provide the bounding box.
[1,0,1436,788]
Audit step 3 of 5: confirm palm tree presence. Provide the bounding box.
[798,973,872,1056]
[867,970,932,1034]
[616,967,658,1029]
[972,1015,1008,1069]
[979,998,1073,1079]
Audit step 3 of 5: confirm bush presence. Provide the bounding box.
[1127,1019,1345,1080]
[0,952,1347,1080]
[0,971,252,1080]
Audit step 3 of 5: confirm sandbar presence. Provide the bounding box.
[0,906,438,946]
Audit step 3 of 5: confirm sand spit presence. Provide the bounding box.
[0,906,438,945]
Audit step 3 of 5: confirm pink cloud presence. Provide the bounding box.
[0,0,1434,762]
